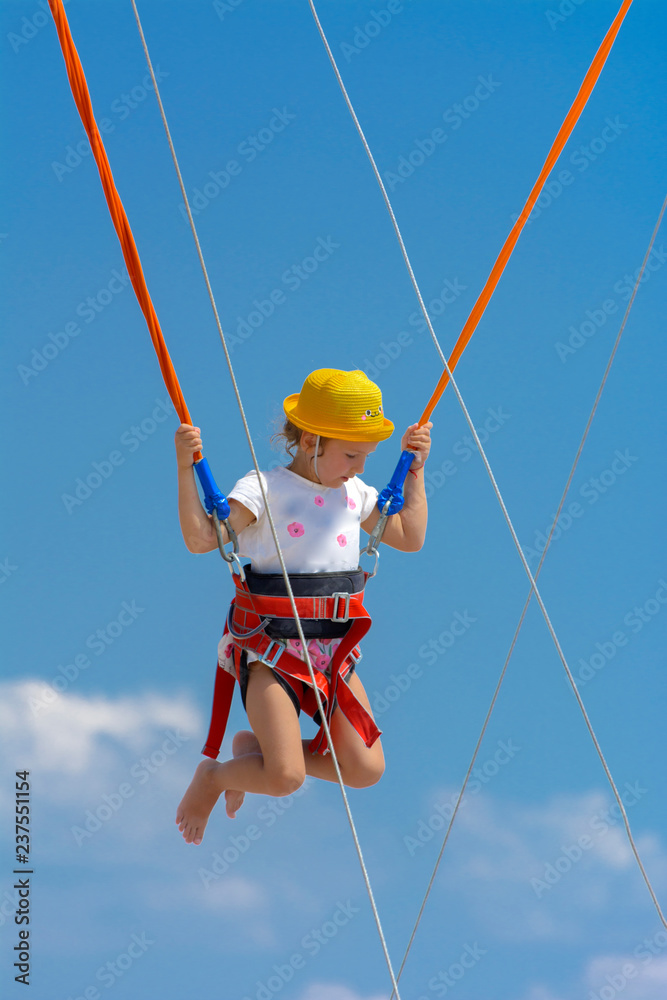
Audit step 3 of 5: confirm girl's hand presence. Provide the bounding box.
[401,422,432,471]
[175,423,202,470]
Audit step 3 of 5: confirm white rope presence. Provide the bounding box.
[313,434,321,483]
[129,2,402,993]
[392,192,667,982]
[305,0,667,982]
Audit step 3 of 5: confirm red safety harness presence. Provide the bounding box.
[201,569,381,758]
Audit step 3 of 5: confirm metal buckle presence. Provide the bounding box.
[332,592,350,623]
[261,639,286,669]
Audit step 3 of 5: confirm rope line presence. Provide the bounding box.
[128,2,402,994]
[306,0,666,986]
[47,3,664,996]
[418,0,634,421]
[47,0,197,454]
[47,0,400,989]
[307,0,634,424]
[392,192,667,985]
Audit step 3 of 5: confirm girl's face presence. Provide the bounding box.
[302,435,377,487]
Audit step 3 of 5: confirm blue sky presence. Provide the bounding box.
[1,1,666,998]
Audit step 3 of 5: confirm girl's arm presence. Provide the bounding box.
[175,424,255,554]
[361,422,432,553]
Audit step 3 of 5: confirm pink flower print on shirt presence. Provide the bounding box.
[289,639,303,653]
[314,495,324,507]
[224,643,234,659]
[287,522,305,538]
[336,533,348,547]
[347,497,356,510]
[314,653,330,671]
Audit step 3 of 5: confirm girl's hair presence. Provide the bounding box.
[272,418,328,458]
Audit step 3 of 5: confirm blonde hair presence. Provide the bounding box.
[272,418,328,459]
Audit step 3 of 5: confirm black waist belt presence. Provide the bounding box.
[243,567,366,639]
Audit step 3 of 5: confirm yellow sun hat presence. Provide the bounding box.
[283,369,394,442]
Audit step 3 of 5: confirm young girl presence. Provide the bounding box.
[176,368,431,845]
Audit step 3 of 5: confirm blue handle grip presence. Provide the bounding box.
[376,450,415,515]
[194,458,230,520]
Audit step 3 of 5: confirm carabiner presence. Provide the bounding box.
[212,509,245,581]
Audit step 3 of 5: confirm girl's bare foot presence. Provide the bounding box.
[225,730,262,818]
[176,758,223,845]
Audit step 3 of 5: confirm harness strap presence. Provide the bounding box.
[202,572,381,759]
[232,588,366,623]
[271,645,380,752]
[201,666,236,759]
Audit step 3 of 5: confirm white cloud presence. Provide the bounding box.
[145,871,293,949]
[295,985,387,1000]
[516,950,667,1000]
[0,679,201,765]
[585,953,667,999]
[408,784,667,944]
[200,874,268,912]
[516,989,568,1000]
[0,679,202,808]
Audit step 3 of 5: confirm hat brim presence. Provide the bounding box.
[283,393,394,442]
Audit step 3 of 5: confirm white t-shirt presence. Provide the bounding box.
[228,465,378,573]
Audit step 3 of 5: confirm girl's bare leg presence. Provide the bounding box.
[224,730,262,818]
[302,671,385,787]
[176,668,383,844]
[226,672,384,796]
[176,663,305,844]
